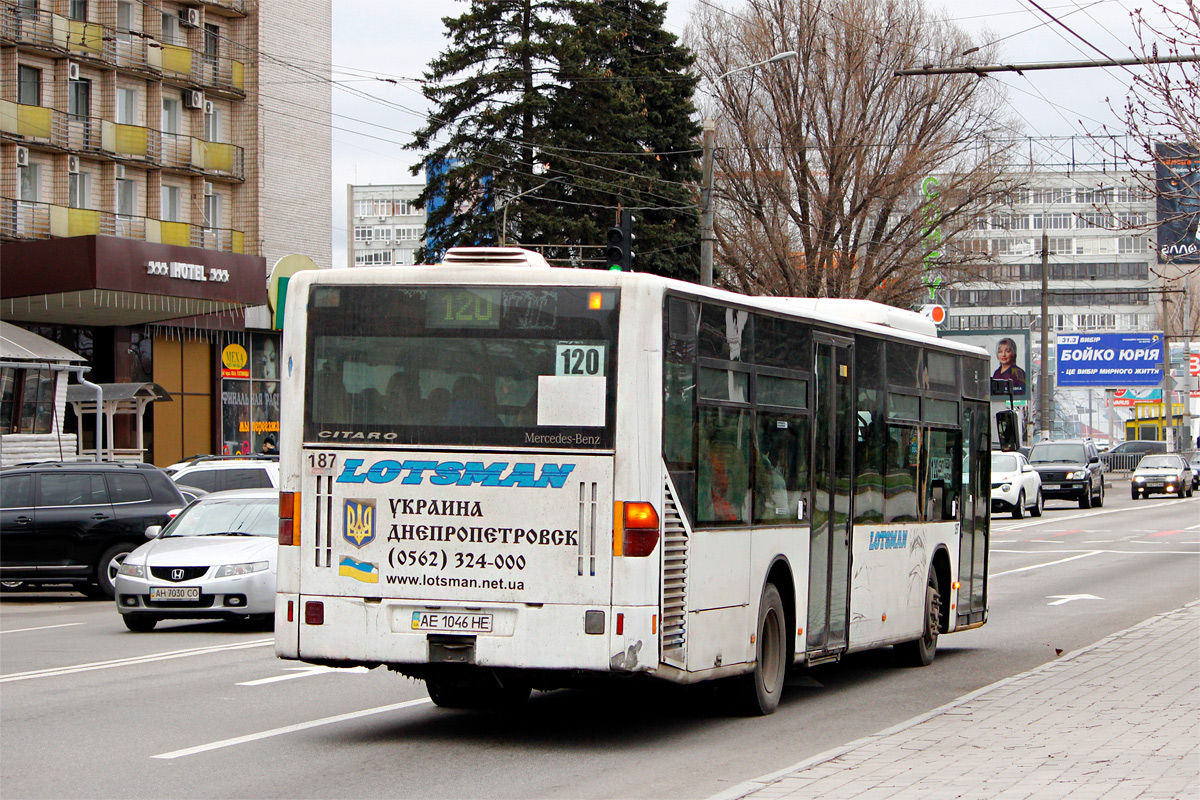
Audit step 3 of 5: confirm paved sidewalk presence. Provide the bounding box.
[713,602,1199,800]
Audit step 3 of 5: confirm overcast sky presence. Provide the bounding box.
[324,0,1159,267]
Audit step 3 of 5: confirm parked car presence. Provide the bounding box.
[167,455,279,494]
[1027,438,1105,509]
[114,488,279,631]
[0,462,186,598]
[1099,440,1166,471]
[1189,452,1200,491]
[991,451,1043,518]
[1130,454,1195,499]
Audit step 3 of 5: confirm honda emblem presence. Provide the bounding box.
[171,569,185,581]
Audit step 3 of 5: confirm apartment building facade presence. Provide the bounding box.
[1,0,331,466]
[942,166,1196,442]
[346,183,425,267]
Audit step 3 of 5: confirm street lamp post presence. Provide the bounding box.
[500,177,561,247]
[700,50,798,287]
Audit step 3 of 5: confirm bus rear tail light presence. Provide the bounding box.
[614,501,659,557]
[279,491,300,546]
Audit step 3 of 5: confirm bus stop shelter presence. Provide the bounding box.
[66,382,171,462]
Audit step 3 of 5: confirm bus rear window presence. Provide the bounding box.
[303,285,620,449]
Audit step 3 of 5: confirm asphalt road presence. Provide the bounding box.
[2,491,1196,800]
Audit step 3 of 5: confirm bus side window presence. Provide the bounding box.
[884,424,919,523]
[698,408,750,524]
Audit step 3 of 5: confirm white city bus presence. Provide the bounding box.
[274,247,994,715]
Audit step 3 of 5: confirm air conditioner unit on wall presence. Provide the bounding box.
[203,181,213,196]
[184,90,204,109]
[114,164,126,179]
[68,62,80,81]
[16,147,29,167]
[68,155,81,173]
[204,100,214,115]
[184,7,200,27]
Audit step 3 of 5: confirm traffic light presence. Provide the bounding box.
[605,210,633,271]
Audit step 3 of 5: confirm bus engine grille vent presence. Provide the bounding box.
[313,475,334,568]
[660,479,688,660]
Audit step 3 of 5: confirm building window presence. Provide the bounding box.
[1118,236,1145,254]
[1046,213,1072,230]
[18,163,40,202]
[353,226,372,242]
[17,0,38,21]
[373,225,392,241]
[116,177,137,217]
[1047,237,1075,255]
[203,192,222,229]
[116,1,134,35]
[354,251,393,265]
[17,65,41,106]
[161,185,182,221]
[116,87,137,125]
[161,12,184,45]
[396,226,423,240]
[69,0,87,21]
[203,104,222,142]
[1,367,55,435]
[161,95,181,134]
[68,172,90,209]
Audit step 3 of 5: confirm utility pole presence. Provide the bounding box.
[1040,230,1051,442]
[700,119,716,287]
[1161,291,1174,450]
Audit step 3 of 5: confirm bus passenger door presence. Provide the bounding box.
[957,401,990,626]
[807,335,854,660]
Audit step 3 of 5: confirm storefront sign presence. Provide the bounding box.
[222,343,250,378]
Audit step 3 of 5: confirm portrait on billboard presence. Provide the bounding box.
[942,331,1030,400]
[1155,142,1200,264]
[992,337,1027,395]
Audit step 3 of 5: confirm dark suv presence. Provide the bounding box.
[0,462,186,598]
[1027,439,1105,509]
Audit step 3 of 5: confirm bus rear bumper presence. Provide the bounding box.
[275,593,659,674]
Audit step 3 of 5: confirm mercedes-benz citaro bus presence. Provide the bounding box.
[274,247,994,715]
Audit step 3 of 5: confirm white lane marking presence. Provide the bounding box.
[0,622,86,634]
[990,551,1102,577]
[0,639,272,683]
[152,698,433,759]
[237,665,369,686]
[1047,594,1102,606]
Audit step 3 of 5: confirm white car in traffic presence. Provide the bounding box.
[991,450,1043,518]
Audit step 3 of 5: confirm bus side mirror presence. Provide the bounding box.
[996,409,1021,452]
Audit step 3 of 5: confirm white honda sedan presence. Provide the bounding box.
[114,489,278,632]
[991,451,1043,519]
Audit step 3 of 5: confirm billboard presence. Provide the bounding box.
[1155,142,1200,264]
[1056,332,1163,388]
[944,330,1030,399]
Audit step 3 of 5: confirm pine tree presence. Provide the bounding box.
[408,0,569,259]
[540,0,702,280]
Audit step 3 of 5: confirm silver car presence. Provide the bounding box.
[114,489,278,632]
[1130,455,1195,500]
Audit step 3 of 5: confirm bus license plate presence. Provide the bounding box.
[411,611,493,633]
[150,586,200,601]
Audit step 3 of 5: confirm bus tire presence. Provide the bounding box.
[732,583,787,716]
[426,674,531,710]
[896,568,940,668]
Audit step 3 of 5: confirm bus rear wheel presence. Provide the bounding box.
[731,583,787,716]
[896,568,940,668]
[426,673,531,710]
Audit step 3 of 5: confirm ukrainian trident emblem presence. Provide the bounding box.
[343,499,376,548]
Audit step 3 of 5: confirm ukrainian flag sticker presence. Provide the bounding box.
[338,556,379,583]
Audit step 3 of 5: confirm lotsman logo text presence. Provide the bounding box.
[336,459,576,488]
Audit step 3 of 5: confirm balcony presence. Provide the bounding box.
[0,100,67,147]
[1,6,114,61]
[159,47,245,95]
[2,7,243,93]
[161,132,244,180]
[1,197,249,255]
